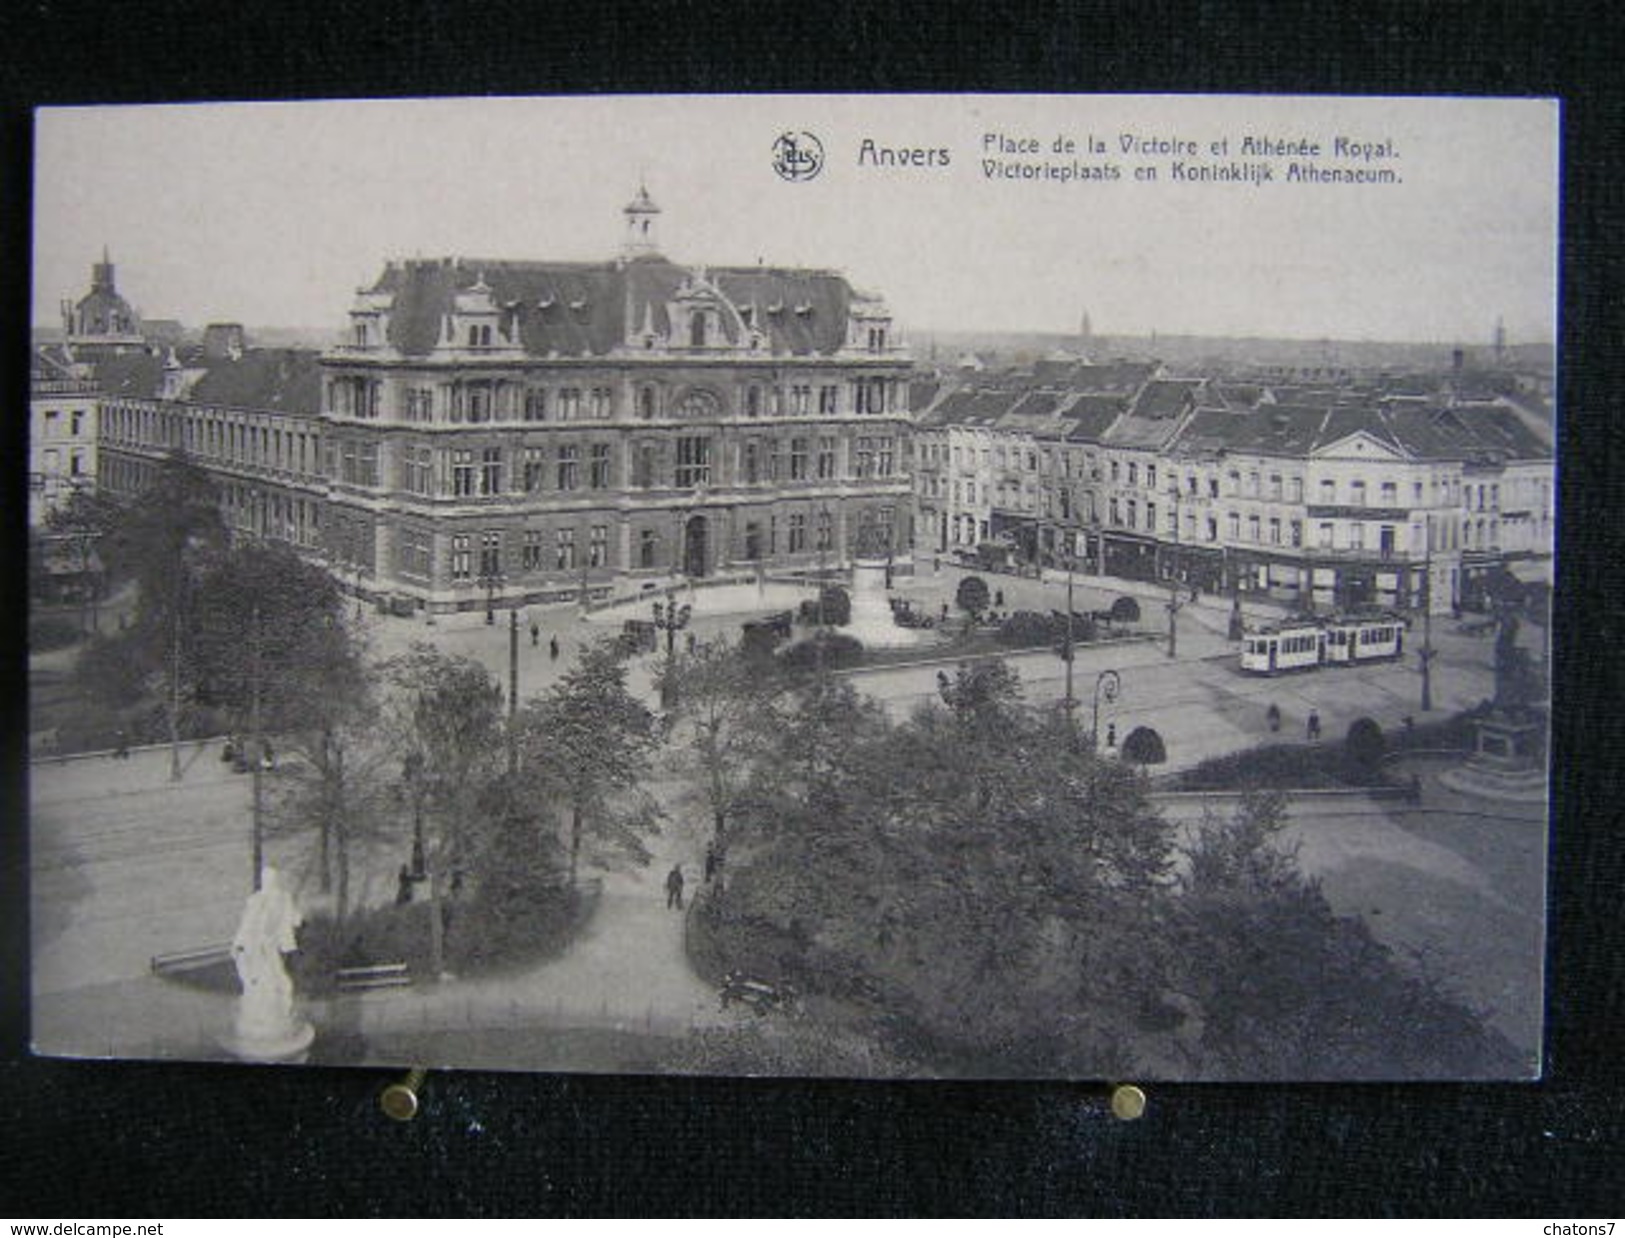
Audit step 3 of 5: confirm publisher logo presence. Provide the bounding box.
[772,131,824,182]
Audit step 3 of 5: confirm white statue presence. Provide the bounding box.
[226,866,314,1061]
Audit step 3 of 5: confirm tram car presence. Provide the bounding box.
[1240,613,1407,675]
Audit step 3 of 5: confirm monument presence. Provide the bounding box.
[843,526,925,650]
[223,867,315,1063]
[1439,608,1548,802]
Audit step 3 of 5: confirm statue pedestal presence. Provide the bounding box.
[845,558,926,649]
[1438,710,1547,802]
[221,1017,315,1064]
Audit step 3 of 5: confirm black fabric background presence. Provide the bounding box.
[2,1,1620,1216]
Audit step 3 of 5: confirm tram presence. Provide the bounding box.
[1240,613,1407,675]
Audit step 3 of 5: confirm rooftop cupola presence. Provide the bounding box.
[622,183,662,260]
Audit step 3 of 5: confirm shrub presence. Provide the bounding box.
[995,610,1096,650]
[1179,743,1349,791]
[777,632,865,674]
[29,617,84,652]
[291,879,595,995]
[1108,595,1142,625]
[996,610,1057,647]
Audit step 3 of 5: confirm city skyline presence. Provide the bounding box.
[34,95,1557,345]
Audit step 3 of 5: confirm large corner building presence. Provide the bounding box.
[319,188,914,612]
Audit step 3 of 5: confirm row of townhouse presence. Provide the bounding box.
[914,360,1554,615]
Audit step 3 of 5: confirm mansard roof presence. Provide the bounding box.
[187,349,323,415]
[1101,379,1203,449]
[1058,393,1132,442]
[79,347,322,414]
[87,351,166,399]
[1069,361,1160,393]
[926,385,1026,427]
[365,257,861,358]
[1164,398,1554,464]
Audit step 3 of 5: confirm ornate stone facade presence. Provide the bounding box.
[319,189,915,613]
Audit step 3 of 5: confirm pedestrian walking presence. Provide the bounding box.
[687,631,697,655]
[665,864,685,909]
[995,588,1005,608]
[395,864,415,905]
[1307,709,1322,742]
[549,634,560,661]
[1266,703,1281,733]
[704,842,720,883]
[1105,722,1117,749]
[530,620,540,648]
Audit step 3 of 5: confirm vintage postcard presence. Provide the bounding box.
[28,94,1556,1079]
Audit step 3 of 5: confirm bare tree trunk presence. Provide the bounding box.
[317,730,334,894]
[569,803,582,890]
[332,738,349,922]
[427,863,446,978]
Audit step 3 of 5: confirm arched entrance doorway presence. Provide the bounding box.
[684,515,709,578]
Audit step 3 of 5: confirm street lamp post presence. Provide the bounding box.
[1091,668,1122,752]
[1419,515,1437,711]
[652,599,693,710]
[249,602,265,891]
[480,571,504,625]
[1165,488,1182,660]
[1046,521,1079,721]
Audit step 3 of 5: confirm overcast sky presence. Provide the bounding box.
[33,94,1557,345]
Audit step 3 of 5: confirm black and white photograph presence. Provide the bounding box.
[27,93,1557,1082]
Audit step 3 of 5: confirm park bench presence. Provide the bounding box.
[336,962,411,993]
[719,971,796,1015]
[150,942,232,978]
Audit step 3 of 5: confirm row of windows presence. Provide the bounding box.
[928,434,1482,513]
[37,408,90,438]
[431,507,891,580]
[103,403,324,479]
[36,448,88,478]
[327,376,906,423]
[360,434,900,497]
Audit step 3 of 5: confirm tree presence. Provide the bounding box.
[384,645,505,976]
[706,662,1176,1074]
[955,575,990,622]
[190,541,362,735]
[266,687,396,925]
[519,639,662,889]
[27,529,51,604]
[1171,792,1521,1079]
[66,455,226,734]
[119,452,227,638]
[660,637,785,844]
